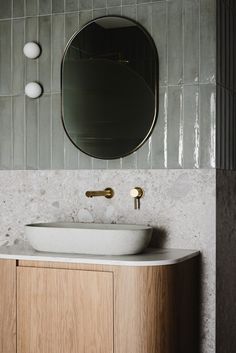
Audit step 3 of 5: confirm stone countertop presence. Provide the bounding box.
[0,242,199,267]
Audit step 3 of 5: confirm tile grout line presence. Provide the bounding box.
[63,0,66,169]
[37,0,40,169]
[198,0,201,167]
[149,0,153,169]
[50,0,53,169]
[23,0,26,169]
[0,81,218,99]
[181,0,184,168]
[0,1,168,22]
[78,4,80,168]
[164,0,168,168]
[11,0,14,169]
[194,0,200,169]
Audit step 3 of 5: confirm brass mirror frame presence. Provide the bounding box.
[61,15,159,160]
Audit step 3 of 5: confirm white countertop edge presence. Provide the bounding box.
[0,248,200,267]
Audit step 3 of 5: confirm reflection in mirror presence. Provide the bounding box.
[62,16,158,159]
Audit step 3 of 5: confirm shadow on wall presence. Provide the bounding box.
[150,226,168,248]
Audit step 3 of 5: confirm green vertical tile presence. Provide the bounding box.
[0,20,11,95]
[122,0,136,4]
[79,0,93,11]
[137,4,152,34]
[64,136,79,169]
[121,5,136,20]
[93,0,106,9]
[200,84,216,167]
[26,0,38,16]
[39,16,52,93]
[93,8,106,18]
[122,152,137,169]
[167,86,183,168]
[13,0,25,17]
[26,97,38,169]
[183,85,200,168]
[107,0,121,6]
[183,0,199,84]
[0,97,12,169]
[108,159,122,169]
[39,0,52,15]
[137,0,151,3]
[78,151,93,169]
[200,0,216,83]
[39,95,51,169]
[65,13,79,43]
[0,1,12,19]
[152,2,167,86]
[107,6,121,15]
[64,12,80,169]
[13,96,25,169]
[93,158,107,169]
[137,137,152,169]
[65,0,79,12]
[79,10,92,28]
[168,0,183,85]
[52,94,64,169]
[52,14,65,92]
[13,19,25,95]
[25,17,38,84]
[52,0,64,13]
[152,86,167,168]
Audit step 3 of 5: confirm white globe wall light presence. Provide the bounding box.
[25,82,43,99]
[23,42,41,59]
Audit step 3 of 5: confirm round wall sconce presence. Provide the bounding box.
[25,82,43,99]
[23,42,41,59]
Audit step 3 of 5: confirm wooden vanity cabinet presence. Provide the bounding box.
[17,267,113,353]
[0,257,199,353]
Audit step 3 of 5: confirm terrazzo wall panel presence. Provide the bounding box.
[0,0,216,170]
[0,169,216,353]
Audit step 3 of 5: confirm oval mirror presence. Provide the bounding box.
[61,16,158,160]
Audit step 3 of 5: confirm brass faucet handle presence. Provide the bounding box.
[130,187,143,199]
[130,187,144,210]
[104,188,114,199]
[85,187,114,198]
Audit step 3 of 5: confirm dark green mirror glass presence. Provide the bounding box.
[61,16,158,160]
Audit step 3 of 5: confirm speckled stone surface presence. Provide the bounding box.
[216,170,236,352]
[0,169,216,352]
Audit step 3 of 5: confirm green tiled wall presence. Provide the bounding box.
[0,0,216,169]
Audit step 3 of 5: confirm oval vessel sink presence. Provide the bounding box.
[25,222,153,256]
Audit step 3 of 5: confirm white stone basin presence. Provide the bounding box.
[25,222,153,255]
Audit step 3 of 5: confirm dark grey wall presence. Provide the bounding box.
[216,170,236,353]
[216,0,236,170]
[216,2,236,348]
[0,0,216,169]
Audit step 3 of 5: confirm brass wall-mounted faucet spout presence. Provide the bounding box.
[85,188,114,199]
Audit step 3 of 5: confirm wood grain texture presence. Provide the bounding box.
[17,267,113,353]
[0,260,16,353]
[18,260,114,272]
[114,265,176,353]
[18,257,199,353]
[114,258,199,353]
